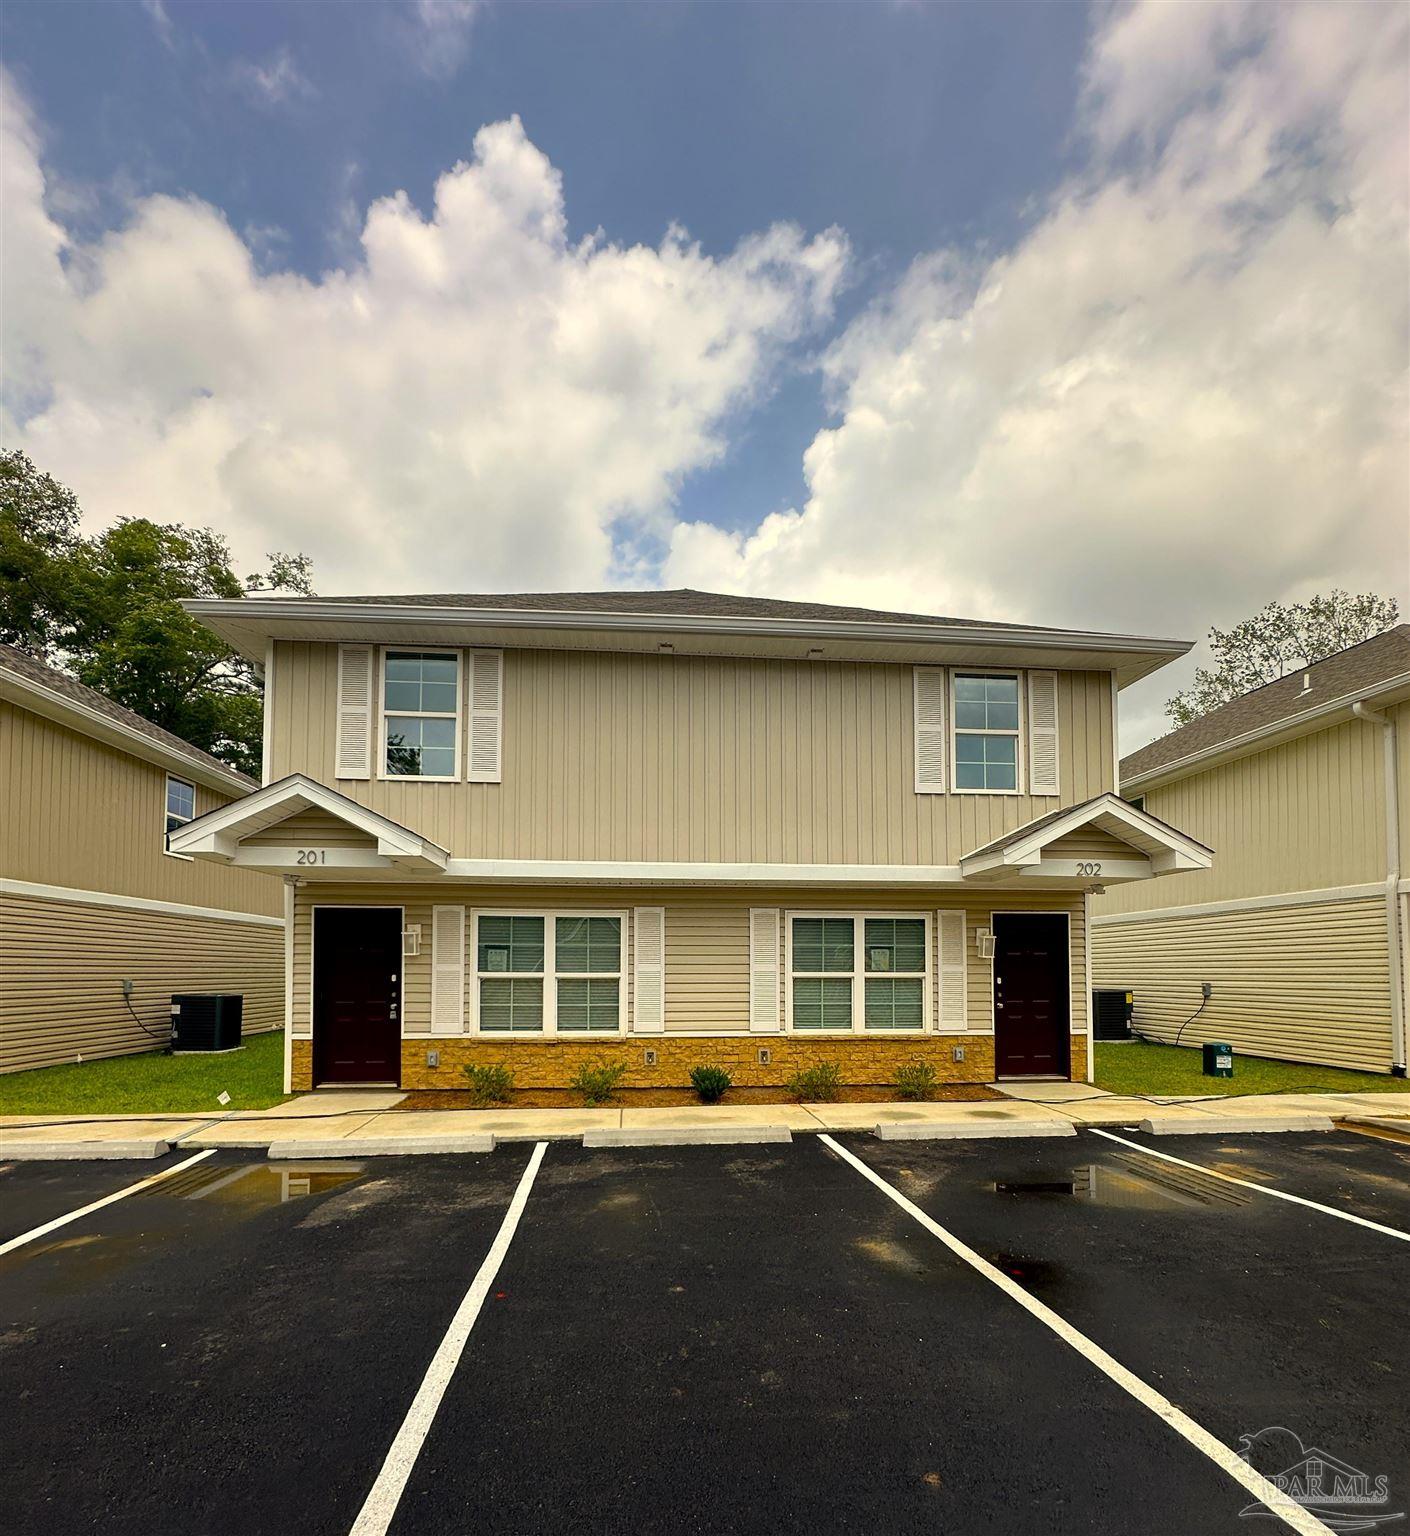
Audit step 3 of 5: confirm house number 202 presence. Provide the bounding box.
[296,849,328,865]
[1075,861,1102,877]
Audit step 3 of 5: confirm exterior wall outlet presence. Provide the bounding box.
[426,1048,440,1068]
[643,1048,658,1067]
[757,1047,772,1066]
[952,1045,965,1062]
[121,979,134,997]
[1201,982,1213,999]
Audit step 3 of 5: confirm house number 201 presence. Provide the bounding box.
[296,849,328,865]
[1075,861,1102,877]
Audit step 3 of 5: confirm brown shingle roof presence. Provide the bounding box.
[1122,624,1410,782]
[282,587,1069,633]
[0,643,255,786]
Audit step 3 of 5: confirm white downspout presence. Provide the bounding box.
[1353,701,1405,1075]
[1084,888,1095,1083]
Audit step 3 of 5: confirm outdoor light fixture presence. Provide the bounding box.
[975,927,996,960]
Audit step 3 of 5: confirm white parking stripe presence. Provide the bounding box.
[819,1134,1336,1536]
[0,1148,218,1257]
[348,1141,548,1536]
[1089,1129,1410,1243]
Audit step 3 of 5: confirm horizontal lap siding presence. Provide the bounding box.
[1091,896,1393,1072]
[245,810,377,848]
[1046,828,1142,860]
[292,883,1087,1041]
[0,894,284,1073]
[270,643,1116,865]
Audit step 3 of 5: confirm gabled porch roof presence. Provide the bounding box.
[958,793,1213,884]
[167,773,449,873]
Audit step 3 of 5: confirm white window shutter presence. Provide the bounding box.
[335,645,373,780]
[430,905,465,1034]
[1027,670,1060,796]
[467,650,503,783]
[913,667,947,793]
[937,910,967,1030]
[633,907,666,1033]
[749,908,781,1032]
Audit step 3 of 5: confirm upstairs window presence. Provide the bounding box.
[383,650,460,779]
[953,674,1020,792]
[165,775,195,857]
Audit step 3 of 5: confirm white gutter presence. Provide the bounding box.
[1352,700,1406,1074]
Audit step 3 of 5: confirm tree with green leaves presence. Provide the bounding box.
[0,450,313,777]
[1166,591,1400,727]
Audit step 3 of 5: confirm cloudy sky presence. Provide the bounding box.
[2,0,1407,748]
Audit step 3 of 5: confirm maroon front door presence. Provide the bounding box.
[993,913,1070,1078]
[314,908,402,1085]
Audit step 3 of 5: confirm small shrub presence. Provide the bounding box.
[462,1062,515,1107]
[893,1061,938,1102]
[689,1064,732,1103]
[788,1061,843,1102]
[572,1060,629,1106]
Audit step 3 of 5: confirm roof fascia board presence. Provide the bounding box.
[183,598,1191,667]
[1124,670,1410,791]
[0,667,252,795]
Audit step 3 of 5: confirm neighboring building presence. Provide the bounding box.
[0,644,284,1073]
[1093,626,1410,1075]
[170,590,1211,1094]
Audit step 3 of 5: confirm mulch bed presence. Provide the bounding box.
[400,1083,1005,1111]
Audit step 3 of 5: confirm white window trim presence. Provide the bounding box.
[951,667,1025,797]
[377,645,463,783]
[469,908,628,1037]
[783,910,932,1035]
[163,773,196,861]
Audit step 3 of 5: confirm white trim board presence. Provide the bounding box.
[1091,882,1386,927]
[0,878,285,928]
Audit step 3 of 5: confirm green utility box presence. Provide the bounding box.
[1202,1042,1234,1078]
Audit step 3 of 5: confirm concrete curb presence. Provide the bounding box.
[873,1120,1076,1141]
[1138,1114,1335,1135]
[583,1126,792,1148]
[0,1140,169,1160]
[268,1135,495,1158]
[1337,1114,1410,1134]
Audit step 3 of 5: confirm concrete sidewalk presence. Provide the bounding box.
[5,1084,1405,1156]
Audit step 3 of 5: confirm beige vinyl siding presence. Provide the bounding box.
[1,700,280,916]
[245,809,377,848]
[1045,828,1141,861]
[1102,717,1388,913]
[268,643,1116,865]
[1092,896,1392,1073]
[292,883,1087,1041]
[0,893,283,1073]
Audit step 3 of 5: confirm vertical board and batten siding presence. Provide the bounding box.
[1,700,281,914]
[267,643,1116,865]
[1099,717,1388,914]
[291,883,1088,1042]
[1092,896,1392,1072]
[0,893,283,1072]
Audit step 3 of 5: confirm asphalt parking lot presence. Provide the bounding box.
[2,1129,1407,1536]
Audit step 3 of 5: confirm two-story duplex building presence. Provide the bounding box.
[0,643,284,1072]
[169,590,1212,1095]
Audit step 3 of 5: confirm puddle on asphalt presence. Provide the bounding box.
[992,1157,1249,1210]
[151,1161,368,1209]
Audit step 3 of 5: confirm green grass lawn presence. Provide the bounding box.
[0,1031,293,1116]
[1094,1040,1410,1098]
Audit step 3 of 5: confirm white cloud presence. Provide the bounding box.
[408,0,480,80]
[232,45,316,108]
[665,0,1410,748]
[1,92,848,596]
